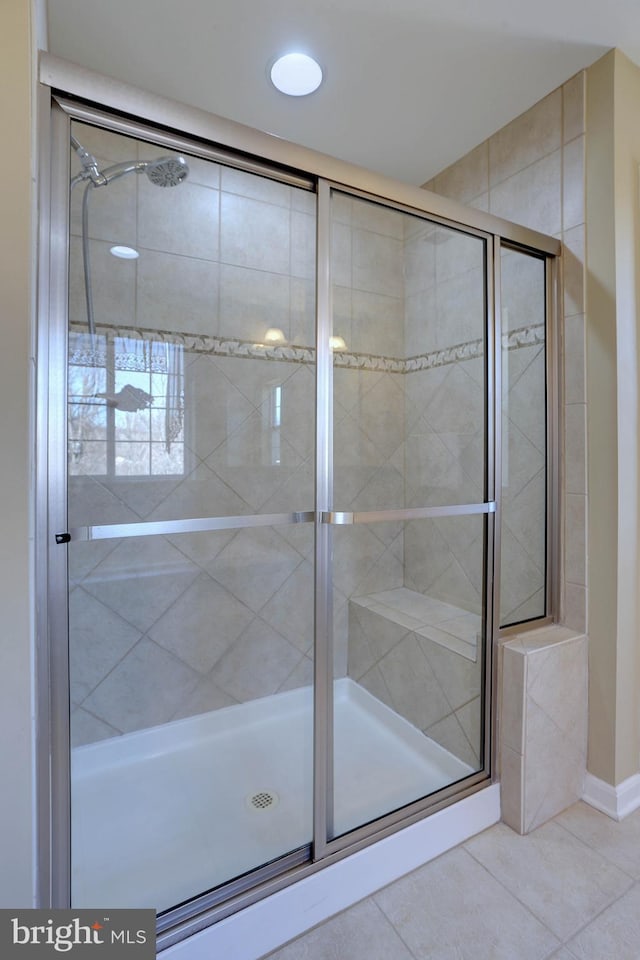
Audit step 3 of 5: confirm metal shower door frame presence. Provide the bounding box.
[36,55,560,944]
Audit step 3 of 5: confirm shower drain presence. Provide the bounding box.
[246,790,279,811]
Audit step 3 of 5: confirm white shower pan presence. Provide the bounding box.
[71,678,473,912]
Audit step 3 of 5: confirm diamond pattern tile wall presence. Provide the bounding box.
[67,160,546,755]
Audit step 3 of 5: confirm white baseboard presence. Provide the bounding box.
[583,771,640,821]
[162,783,501,960]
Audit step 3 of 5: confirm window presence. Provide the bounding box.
[68,331,185,477]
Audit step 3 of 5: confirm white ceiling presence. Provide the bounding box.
[46,0,640,185]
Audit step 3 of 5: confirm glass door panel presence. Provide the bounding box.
[67,121,316,909]
[329,191,489,838]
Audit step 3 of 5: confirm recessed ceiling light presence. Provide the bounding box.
[270,53,323,96]
[110,245,139,259]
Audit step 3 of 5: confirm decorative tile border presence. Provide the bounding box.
[333,352,404,373]
[504,324,546,350]
[404,339,484,372]
[69,322,545,374]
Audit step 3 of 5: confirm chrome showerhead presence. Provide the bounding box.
[144,155,189,187]
[98,154,190,187]
[70,138,190,189]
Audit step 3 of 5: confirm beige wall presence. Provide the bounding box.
[586,50,640,784]
[0,0,36,906]
[611,52,640,784]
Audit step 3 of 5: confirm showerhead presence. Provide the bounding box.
[144,155,189,187]
[98,154,190,187]
[71,137,190,189]
[73,152,190,189]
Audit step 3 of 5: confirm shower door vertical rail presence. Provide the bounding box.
[313,179,334,860]
[547,253,561,622]
[488,235,502,775]
[43,99,73,910]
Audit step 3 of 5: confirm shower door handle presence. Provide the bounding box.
[65,510,316,542]
[320,503,496,526]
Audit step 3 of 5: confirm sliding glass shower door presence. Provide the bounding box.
[325,192,490,839]
[67,121,317,909]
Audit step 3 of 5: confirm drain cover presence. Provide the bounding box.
[247,790,279,811]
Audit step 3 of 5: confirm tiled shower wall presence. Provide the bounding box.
[69,124,321,745]
[402,221,486,614]
[68,126,409,746]
[69,115,551,751]
[339,211,488,769]
[423,72,588,633]
[331,196,407,657]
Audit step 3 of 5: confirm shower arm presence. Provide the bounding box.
[70,134,107,188]
[71,158,148,189]
[97,160,149,183]
[70,135,152,187]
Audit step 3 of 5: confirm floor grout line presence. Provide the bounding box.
[550,812,638,882]
[463,819,637,948]
[552,801,640,881]
[262,808,640,960]
[459,835,635,957]
[369,896,421,960]
[461,841,564,948]
[556,878,639,951]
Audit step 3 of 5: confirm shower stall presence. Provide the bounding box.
[39,59,559,947]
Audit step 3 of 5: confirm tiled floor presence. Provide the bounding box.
[263,802,640,960]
